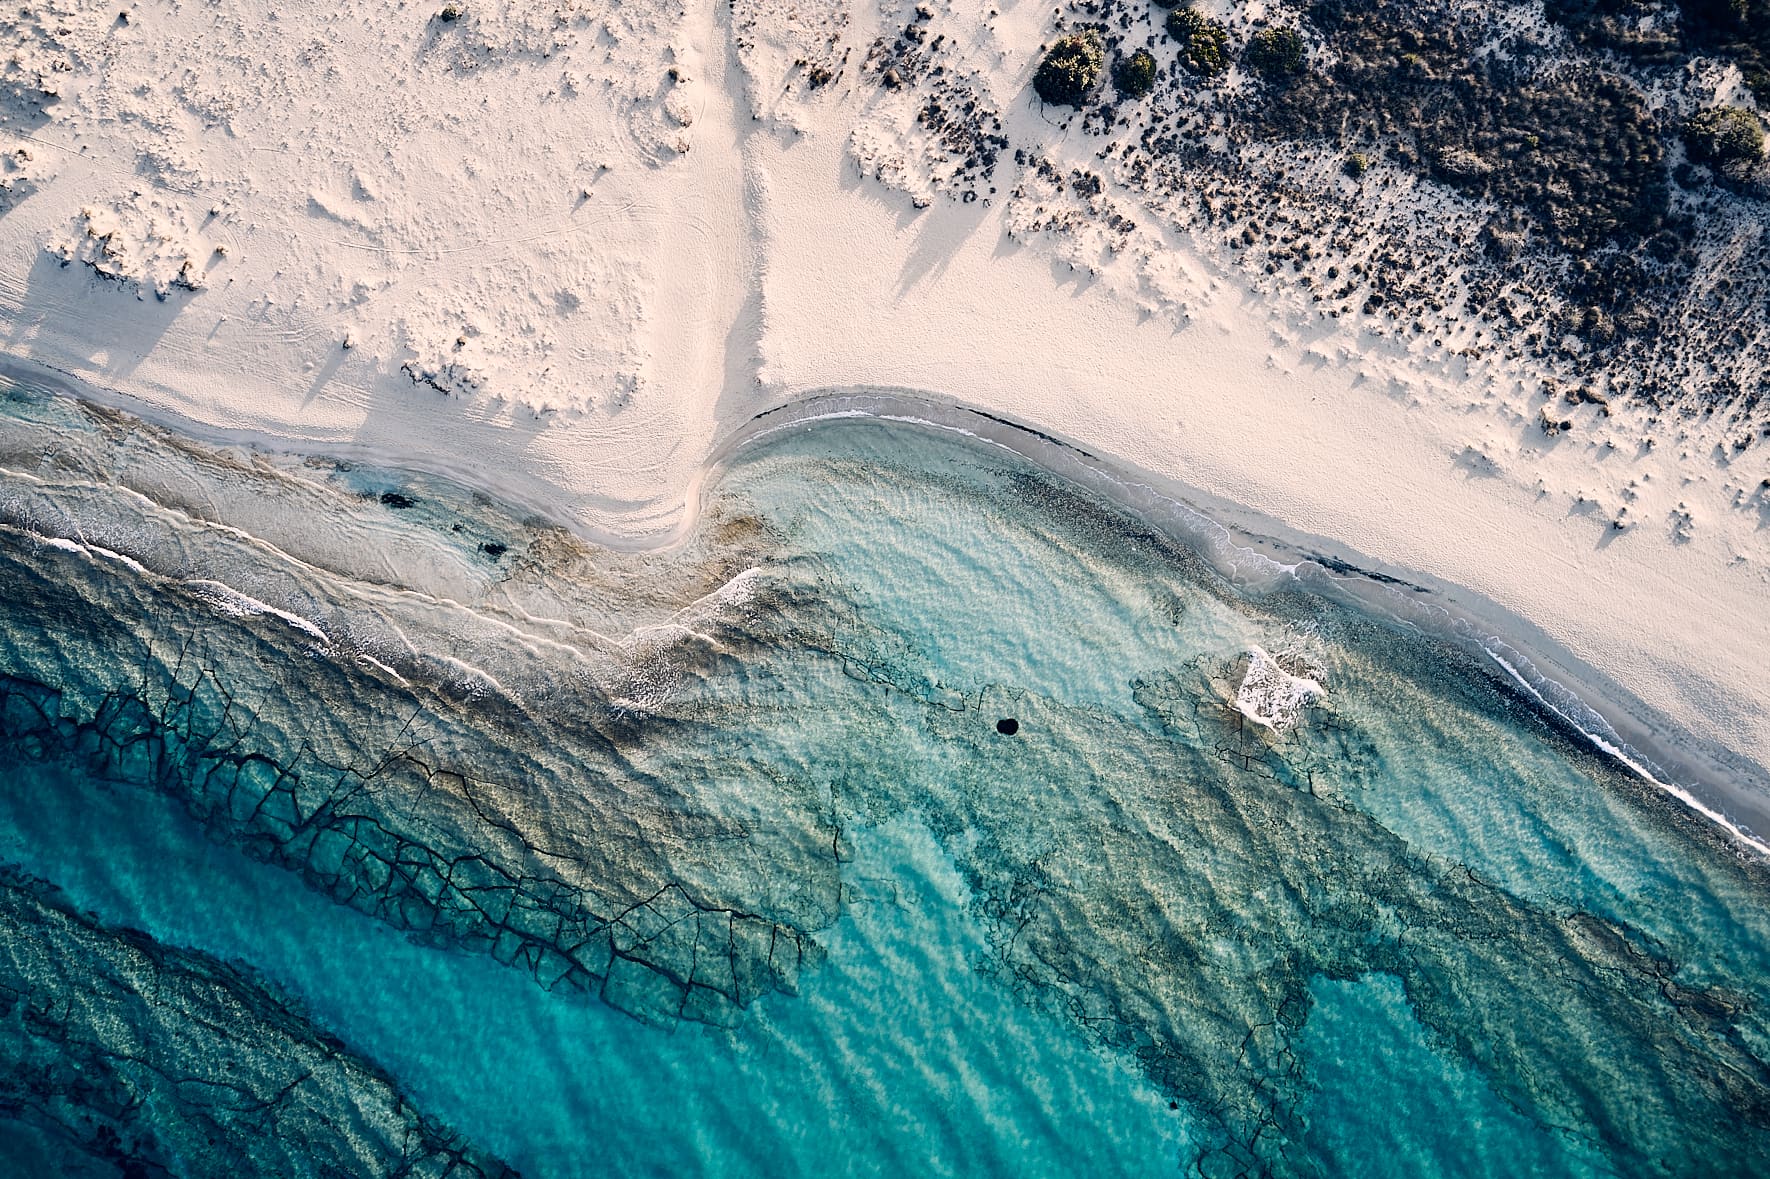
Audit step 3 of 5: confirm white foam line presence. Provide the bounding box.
[1486,647,1770,857]
[18,488,623,673]
[706,565,765,607]
[476,598,627,656]
[351,650,410,686]
[629,621,717,648]
[20,528,151,577]
[184,579,330,644]
[427,653,513,699]
[85,543,149,576]
[10,518,572,697]
[29,522,428,691]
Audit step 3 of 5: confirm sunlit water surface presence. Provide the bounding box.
[0,386,1765,1177]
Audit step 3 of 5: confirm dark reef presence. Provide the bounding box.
[0,868,517,1178]
[0,541,830,1032]
[2,400,1768,1178]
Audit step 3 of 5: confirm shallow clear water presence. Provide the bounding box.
[0,758,1184,1178]
[0,387,1766,1177]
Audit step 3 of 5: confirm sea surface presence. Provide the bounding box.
[0,381,1766,1177]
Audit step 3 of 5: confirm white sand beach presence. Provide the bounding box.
[3,0,1767,832]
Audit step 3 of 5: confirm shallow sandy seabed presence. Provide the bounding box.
[1,0,1767,836]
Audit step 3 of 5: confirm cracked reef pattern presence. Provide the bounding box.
[0,382,1768,1176]
[0,393,829,1033]
[0,868,516,1178]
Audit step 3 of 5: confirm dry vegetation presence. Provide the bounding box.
[865,0,1770,429]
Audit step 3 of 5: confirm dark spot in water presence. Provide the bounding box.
[480,542,507,559]
[379,492,416,509]
[996,718,1019,736]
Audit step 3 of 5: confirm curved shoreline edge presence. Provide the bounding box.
[722,391,1770,857]
[3,351,1766,856]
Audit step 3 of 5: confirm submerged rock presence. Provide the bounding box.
[1,395,1767,1177]
[0,868,518,1177]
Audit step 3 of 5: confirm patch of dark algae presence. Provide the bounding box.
[0,867,518,1178]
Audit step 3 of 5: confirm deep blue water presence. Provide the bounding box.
[0,385,1766,1177]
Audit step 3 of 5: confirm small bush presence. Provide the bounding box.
[1343,151,1369,177]
[1034,33,1106,106]
[1166,8,1230,77]
[1684,105,1766,170]
[1245,27,1306,77]
[1114,49,1158,97]
[439,4,462,20]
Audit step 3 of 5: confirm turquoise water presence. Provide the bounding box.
[0,759,1184,1177]
[0,386,1767,1176]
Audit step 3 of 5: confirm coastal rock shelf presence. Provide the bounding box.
[966,652,1766,1177]
[0,385,1766,1177]
[0,868,515,1177]
[751,462,1770,1176]
[0,584,823,1030]
[0,393,834,1033]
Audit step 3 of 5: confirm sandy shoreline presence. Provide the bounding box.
[6,353,1768,850]
[2,0,1767,845]
[725,391,1770,852]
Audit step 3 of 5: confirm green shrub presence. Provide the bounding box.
[1684,104,1766,169]
[1034,32,1106,106]
[1245,27,1306,77]
[1343,151,1369,177]
[1247,4,1669,256]
[1114,49,1158,97]
[1166,7,1230,77]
